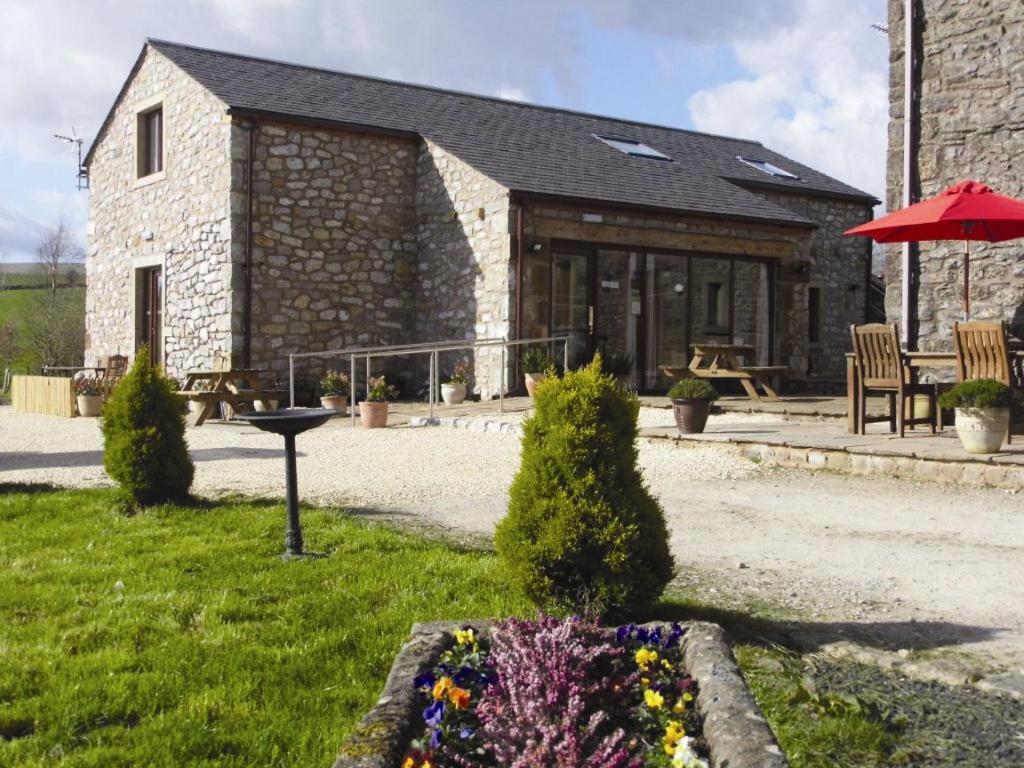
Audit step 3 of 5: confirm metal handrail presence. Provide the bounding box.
[287,334,571,421]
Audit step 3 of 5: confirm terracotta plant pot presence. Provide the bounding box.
[320,395,348,415]
[441,383,467,406]
[672,398,712,434]
[524,372,546,398]
[77,394,103,417]
[954,407,1009,454]
[359,400,389,429]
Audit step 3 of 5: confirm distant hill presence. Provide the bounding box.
[0,263,85,288]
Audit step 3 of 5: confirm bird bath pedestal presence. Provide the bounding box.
[240,408,337,558]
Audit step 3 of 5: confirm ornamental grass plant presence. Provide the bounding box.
[100,349,194,506]
[496,357,674,618]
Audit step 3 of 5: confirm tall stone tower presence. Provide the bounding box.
[886,0,1024,348]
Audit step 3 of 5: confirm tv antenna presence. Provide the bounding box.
[54,129,89,190]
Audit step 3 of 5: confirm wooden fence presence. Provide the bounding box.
[11,375,76,418]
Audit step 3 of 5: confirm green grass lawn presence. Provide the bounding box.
[0,486,899,767]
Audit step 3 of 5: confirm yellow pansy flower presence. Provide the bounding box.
[644,688,665,709]
[454,628,475,646]
[635,648,659,670]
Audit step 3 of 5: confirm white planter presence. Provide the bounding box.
[320,395,349,415]
[188,400,206,417]
[954,407,1009,454]
[76,394,102,417]
[441,382,467,406]
[253,399,280,412]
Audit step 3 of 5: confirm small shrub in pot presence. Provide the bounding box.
[667,379,719,434]
[319,370,351,414]
[496,357,674,618]
[521,347,555,397]
[441,360,470,406]
[73,376,103,417]
[360,374,397,428]
[939,379,1019,454]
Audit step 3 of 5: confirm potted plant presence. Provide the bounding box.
[521,347,555,397]
[441,360,470,406]
[319,370,351,414]
[668,378,719,434]
[360,375,397,428]
[939,378,1019,454]
[74,376,103,417]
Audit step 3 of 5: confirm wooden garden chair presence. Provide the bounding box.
[850,323,939,437]
[953,320,1015,442]
[100,354,129,400]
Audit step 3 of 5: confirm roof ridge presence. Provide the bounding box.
[146,37,765,146]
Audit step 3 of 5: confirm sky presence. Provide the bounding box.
[0,0,889,262]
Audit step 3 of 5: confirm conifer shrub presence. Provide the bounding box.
[495,357,674,617]
[101,349,194,505]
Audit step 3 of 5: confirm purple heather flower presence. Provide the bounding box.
[423,700,445,727]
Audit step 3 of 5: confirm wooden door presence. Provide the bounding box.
[139,266,162,366]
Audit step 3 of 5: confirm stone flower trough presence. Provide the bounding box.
[333,620,788,768]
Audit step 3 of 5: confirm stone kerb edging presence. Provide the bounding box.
[333,620,788,768]
[408,416,1024,490]
[408,416,523,436]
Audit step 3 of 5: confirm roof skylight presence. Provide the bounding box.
[596,135,672,161]
[737,156,800,179]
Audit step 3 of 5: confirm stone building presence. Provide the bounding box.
[886,0,1024,348]
[84,39,876,398]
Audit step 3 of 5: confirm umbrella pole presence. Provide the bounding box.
[963,240,970,321]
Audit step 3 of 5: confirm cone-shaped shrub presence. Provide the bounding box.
[101,350,194,505]
[496,357,674,617]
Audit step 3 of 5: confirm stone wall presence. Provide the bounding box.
[240,122,419,393]
[85,47,234,378]
[755,191,874,380]
[415,141,512,397]
[887,0,1024,347]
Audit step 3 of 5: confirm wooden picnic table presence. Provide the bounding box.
[178,368,282,427]
[660,343,786,401]
[845,350,1024,433]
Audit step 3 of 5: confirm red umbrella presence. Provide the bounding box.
[844,179,1024,318]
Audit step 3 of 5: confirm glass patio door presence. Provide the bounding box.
[551,250,592,369]
[644,253,689,388]
[593,250,640,387]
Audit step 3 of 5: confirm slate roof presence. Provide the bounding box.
[96,39,879,228]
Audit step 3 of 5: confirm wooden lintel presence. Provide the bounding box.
[529,216,800,258]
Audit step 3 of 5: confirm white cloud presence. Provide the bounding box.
[0,204,46,261]
[687,0,888,205]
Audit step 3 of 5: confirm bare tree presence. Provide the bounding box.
[35,219,83,291]
[21,222,86,368]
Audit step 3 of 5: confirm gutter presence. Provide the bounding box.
[901,0,917,347]
[243,119,258,367]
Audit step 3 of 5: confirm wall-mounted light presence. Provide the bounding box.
[531,243,543,253]
[673,283,685,295]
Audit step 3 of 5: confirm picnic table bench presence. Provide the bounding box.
[660,343,785,401]
[177,368,285,426]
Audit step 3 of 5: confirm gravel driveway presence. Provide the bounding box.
[2,406,1023,677]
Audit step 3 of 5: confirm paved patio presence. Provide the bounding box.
[394,395,1024,489]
